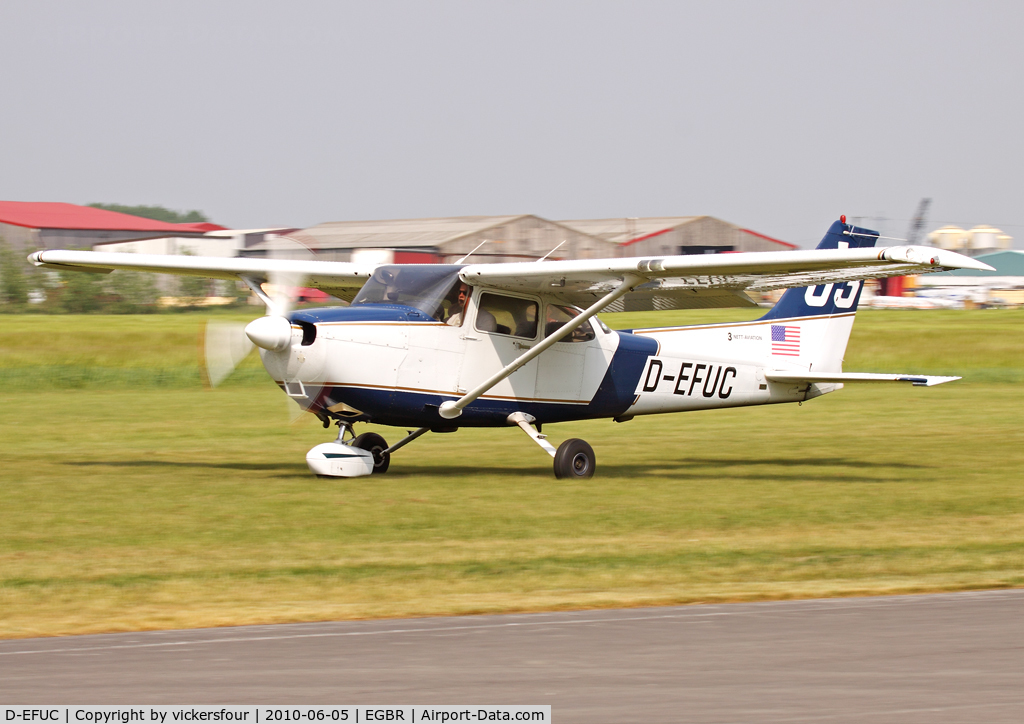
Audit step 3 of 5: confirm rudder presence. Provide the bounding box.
[758,218,880,374]
[760,219,879,321]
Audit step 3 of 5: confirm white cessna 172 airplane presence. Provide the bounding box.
[29,217,992,479]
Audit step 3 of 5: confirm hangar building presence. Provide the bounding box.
[0,201,223,252]
[559,216,797,256]
[250,215,621,264]
[249,214,795,264]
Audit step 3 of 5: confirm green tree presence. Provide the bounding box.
[57,250,107,313]
[175,250,210,304]
[87,203,209,224]
[106,270,160,313]
[33,268,65,313]
[0,237,29,311]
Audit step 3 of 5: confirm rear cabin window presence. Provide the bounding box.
[545,304,596,343]
[476,293,538,338]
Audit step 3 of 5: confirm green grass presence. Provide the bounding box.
[0,311,266,388]
[1,310,1023,637]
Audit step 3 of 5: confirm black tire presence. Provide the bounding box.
[351,432,390,474]
[553,438,595,479]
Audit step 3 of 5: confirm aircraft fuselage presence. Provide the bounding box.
[264,300,832,430]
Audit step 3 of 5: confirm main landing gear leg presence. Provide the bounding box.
[382,427,430,456]
[352,426,432,476]
[507,412,597,480]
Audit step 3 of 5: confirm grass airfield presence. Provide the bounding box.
[2,309,1023,637]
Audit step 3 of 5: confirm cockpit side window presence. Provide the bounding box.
[476,293,539,339]
[545,304,596,343]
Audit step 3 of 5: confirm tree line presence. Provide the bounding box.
[87,203,209,224]
[0,205,242,313]
[0,238,245,314]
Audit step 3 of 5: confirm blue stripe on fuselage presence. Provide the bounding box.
[584,330,658,419]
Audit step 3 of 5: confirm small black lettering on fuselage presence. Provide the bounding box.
[642,358,736,399]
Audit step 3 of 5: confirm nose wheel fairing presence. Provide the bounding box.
[307,442,376,477]
[306,423,394,478]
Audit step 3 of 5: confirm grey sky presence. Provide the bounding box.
[1,1,1020,247]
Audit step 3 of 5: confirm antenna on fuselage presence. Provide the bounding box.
[537,240,566,262]
[456,239,489,264]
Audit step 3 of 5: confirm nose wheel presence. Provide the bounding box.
[351,432,390,474]
[307,422,390,478]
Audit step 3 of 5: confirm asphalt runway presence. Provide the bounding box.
[3,590,1024,723]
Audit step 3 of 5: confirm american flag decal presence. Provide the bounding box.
[771,324,800,356]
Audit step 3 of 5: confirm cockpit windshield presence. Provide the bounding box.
[351,264,464,321]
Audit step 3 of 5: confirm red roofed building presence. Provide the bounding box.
[559,216,797,257]
[0,201,227,252]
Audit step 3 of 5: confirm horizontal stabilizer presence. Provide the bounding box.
[765,372,961,387]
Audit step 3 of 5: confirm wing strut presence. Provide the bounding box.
[438,274,645,419]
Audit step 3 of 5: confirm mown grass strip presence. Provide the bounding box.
[1,310,1022,636]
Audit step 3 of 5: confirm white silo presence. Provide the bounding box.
[968,225,1012,252]
[928,226,969,251]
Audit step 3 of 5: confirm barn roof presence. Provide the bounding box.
[282,215,585,250]
[0,201,225,233]
[559,217,699,245]
[559,216,797,249]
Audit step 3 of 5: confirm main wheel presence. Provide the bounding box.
[351,432,390,474]
[553,438,595,479]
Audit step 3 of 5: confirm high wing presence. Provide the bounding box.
[29,241,991,310]
[460,245,993,310]
[28,250,376,302]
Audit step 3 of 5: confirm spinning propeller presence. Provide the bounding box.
[200,236,329,422]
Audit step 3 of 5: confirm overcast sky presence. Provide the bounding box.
[1,1,1020,247]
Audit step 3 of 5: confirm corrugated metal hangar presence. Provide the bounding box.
[0,201,222,251]
[244,214,795,263]
[561,216,797,256]
[0,201,796,265]
[0,202,800,309]
[250,215,620,264]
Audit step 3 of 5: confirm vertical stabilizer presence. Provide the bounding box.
[760,219,879,321]
[759,219,879,373]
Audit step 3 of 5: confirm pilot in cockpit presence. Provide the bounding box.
[446,283,470,326]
